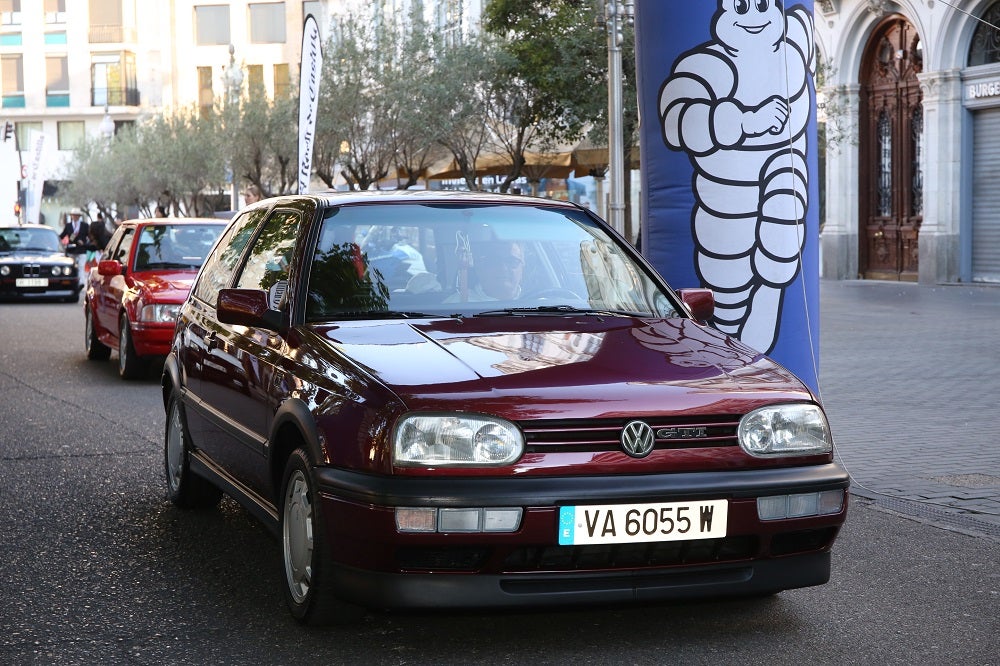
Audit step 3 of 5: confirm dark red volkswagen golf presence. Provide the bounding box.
[162,190,848,624]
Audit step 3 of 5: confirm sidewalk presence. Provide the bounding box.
[817,279,1000,541]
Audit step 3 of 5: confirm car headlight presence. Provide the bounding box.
[738,403,832,457]
[393,414,524,466]
[139,303,181,323]
[63,265,74,276]
[0,266,9,276]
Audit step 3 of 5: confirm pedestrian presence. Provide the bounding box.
[88,212,115,259]
[244,185,262,205]
[154,205,167,218]
[58,209,90,286]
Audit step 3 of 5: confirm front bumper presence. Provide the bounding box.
[129,321,176,356]
[314,463,849,609]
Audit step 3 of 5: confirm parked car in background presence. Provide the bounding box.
[162,191,849,625]
[0,224,80,302]
[85,218,225,379]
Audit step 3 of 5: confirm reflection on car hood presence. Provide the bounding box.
[312,316,812,419]
[131,271,196,299]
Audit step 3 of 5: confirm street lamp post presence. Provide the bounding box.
[602,0,634,238]
[224,44,244,211]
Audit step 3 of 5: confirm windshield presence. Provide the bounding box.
[0,227,62,253]
[304,203,680,322]
[134,224,225,271]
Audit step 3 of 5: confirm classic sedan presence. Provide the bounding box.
[85,217,224,379]
[162,191,849,624]
[0,224,79,302]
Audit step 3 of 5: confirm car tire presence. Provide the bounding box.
[280,447,363,625]
[85,307,111,361]
[118,316,149,380]
[164,392,222,510]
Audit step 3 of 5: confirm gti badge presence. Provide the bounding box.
[621,421,655,458]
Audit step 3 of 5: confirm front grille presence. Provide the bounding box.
[519,416,741,454]
[504,536,757,572]
[21,264,42,278]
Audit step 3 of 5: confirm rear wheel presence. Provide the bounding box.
[164,392,222,509]
[118,316,149,380]
[85,307,111,360]
[281,448,363,625]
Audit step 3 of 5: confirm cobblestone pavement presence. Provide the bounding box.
[817,279,1000,541]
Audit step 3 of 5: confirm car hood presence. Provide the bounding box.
[310,316,814,420]
[0,250,73,264]
[130,271,197,300]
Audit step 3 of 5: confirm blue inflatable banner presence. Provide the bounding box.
[636,0,820,392]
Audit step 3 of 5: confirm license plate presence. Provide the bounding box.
[558,500,728,545]
[16,278,49,288]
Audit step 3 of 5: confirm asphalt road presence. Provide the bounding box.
[1,300,997,666]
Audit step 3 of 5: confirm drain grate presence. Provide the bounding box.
[853,492,1000,542]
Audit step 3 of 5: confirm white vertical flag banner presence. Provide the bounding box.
[298,14,322,194]
[25,131,50,225]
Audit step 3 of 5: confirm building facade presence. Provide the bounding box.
[817,0,1000,284]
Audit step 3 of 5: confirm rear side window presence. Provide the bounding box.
[193,209,266,306]
[110,228,135,265]
[234,210,300,308]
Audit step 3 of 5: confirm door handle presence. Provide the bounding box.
[206,331,219,350]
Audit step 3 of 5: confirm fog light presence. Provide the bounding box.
[757,496,787,521]
[818,489,844,515]
[484,508,522,532]
[438,508,481,532]
[396,507,436,532]
[395,507,523,533]
[787,493,820,518]
[758,490,845,520]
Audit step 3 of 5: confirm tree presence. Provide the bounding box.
[483,0,638,234]
[481,0,610,192]
[229,78,299,198]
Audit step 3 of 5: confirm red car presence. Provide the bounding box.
[162,192,848,624]
[85,218,225,379]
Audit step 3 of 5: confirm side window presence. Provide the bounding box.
[110,228,135,264]
[193,209,266,306]
[234,210,300,308]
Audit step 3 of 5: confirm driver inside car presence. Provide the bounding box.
[448,240,524,302]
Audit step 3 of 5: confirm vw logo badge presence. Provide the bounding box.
[621,421,655,458]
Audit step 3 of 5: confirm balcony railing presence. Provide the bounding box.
[91,87,140,107]
[88,24,136,43]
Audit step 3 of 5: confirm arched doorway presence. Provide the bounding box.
[858,16,923,281]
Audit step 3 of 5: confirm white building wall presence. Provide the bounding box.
[817,0,1000,284]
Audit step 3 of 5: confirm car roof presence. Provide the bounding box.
[246,189,586,211]
[120,217,227,227]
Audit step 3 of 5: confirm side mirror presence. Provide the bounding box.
[97,260,122,277]
[217,288,285,330]
[677,288,714,323]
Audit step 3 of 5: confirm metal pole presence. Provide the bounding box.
[606,1,623,235]
[604,0,633,237]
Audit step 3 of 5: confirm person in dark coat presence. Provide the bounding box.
[58,210,90,286]
[58,210,90,254]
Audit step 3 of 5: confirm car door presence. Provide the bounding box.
[94,226,135,341]
[180,209,267,446]
[198,208,303,499]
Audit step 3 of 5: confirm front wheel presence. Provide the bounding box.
[164,392,222,509]
[281,448,363,625]
[118,316,149,380]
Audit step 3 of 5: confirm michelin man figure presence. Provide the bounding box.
[659,0,814,354]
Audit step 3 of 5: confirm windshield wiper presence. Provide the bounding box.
[329,310,446,320]
[473,305,650,318]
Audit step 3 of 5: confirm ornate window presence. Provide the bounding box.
[969,1,1000,66]
[877,109,893,216]
[911,104,923,216]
